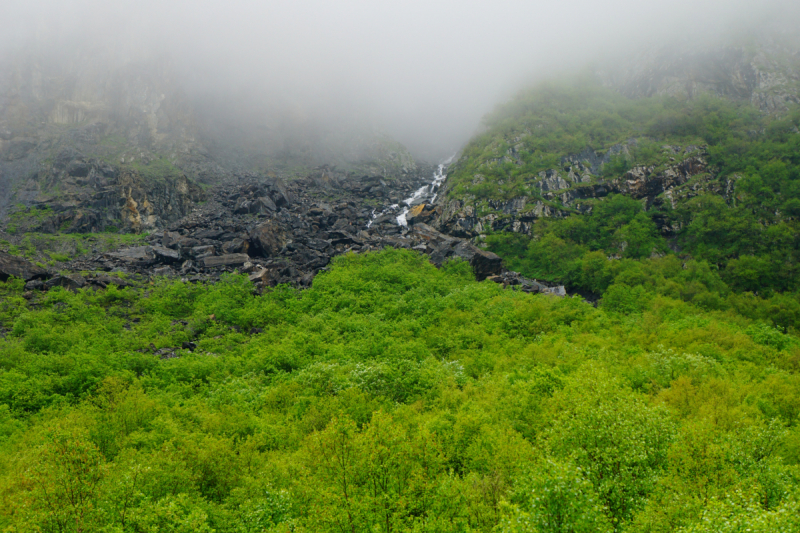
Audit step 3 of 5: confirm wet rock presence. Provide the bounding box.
[0,252,48,282]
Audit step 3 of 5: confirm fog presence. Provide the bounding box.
[3,0,799,163]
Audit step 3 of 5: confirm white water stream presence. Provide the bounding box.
[366,154,454,229]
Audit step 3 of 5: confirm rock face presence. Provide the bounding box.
[1,148,207,234]
[0,252,47,281]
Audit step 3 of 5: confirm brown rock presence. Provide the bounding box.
[406,203,442,225]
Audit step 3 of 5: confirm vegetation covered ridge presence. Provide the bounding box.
[440,78,800,321]
[0,248,799,532]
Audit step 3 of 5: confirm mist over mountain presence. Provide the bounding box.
[3,0,798,164]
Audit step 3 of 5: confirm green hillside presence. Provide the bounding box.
[1,249,799,532]
[443,79,800,323]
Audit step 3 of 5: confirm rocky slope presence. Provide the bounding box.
[1,164,563,296]
[0,46,541,294]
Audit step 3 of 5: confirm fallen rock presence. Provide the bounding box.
[191,245,216,259]
[470,249,503,281]
[249,220,288,256]
[222,238,249,254]
[255,196,277,212]
[25,279,46,290]
[106,246,153,262]
[0,252,49,282]
[152,246,181,264]
[406,203,440,225]
[203,254,251,268]
[248,268,269,283]
[542,286,567,297]
[46,274,87,291]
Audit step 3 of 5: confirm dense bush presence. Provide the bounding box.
[0,248,798,531]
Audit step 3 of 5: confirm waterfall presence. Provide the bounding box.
[366,154,454,228]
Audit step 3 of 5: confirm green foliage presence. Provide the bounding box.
[0,249,798,531]
[543,367,675,524]
[501,459,612,532]
[126,156,184,183]
[459,79,800,301]
[4,205,54,236]
[2,232,147,263]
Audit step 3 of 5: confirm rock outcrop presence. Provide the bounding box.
[435,144,718,238]
[0,252,47,282]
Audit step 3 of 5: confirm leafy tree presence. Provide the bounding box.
[500,459,612,533]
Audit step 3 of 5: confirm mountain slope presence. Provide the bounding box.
[432,40,800,313]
